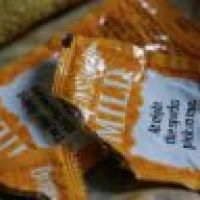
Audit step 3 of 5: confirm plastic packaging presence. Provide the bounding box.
[0,46,52,160]
[0,104,36,159]
[0,147,86,200]
[53,35,200,190]
[69,0,200,58]
[0,45,108,171]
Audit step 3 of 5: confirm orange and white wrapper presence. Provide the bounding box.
[0,46,53,159]
[0,147,87,200]
[53,35,200,190]
[0,40,109,171]
[68,0,200,58]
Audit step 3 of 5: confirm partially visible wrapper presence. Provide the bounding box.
[0,46,52,160]
[0,147,87,200]
[53,35,200,190]
[0,44,109,172]
[67,0,200,58]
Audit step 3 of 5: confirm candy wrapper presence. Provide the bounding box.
[53,35,200,190]
[0,147,87,200]
[0,44,109,172]
[1,0,200,194]
[68,0,200,58]
[0,46,52,159]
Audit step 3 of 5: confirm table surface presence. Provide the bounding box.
[0,1,199,199]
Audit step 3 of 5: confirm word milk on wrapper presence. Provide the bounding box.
[0,147,86,200]
[53,35,200,190]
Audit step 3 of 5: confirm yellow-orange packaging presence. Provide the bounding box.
[53,35,200,190]
[0,43,109,171]
[0,103,35,158]
[68,0,200,58]
[0,147,86,200]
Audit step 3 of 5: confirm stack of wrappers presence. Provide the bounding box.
[0,0,200,199]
